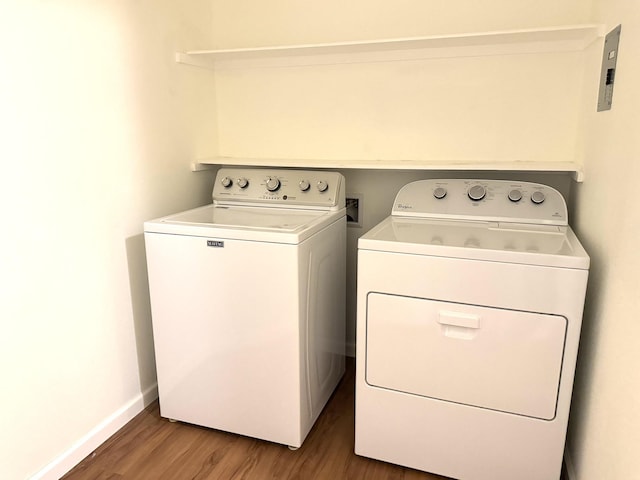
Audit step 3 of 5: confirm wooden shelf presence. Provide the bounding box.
[177,24,604,68]
[192,157,585,182]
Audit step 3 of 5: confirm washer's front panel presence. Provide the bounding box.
[366,293,566,420]
[145,232,301,445]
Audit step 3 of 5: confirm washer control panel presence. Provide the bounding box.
[393,179,567,225]
[213,167,345,209]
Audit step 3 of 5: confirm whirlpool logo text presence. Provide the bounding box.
[396,203,413,210]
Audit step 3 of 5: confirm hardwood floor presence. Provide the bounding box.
[63,359,448,480]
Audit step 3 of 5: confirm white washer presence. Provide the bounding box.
[355,179,589,480]
[144,167,346,449]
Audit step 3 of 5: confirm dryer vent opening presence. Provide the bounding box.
[346,195,362,228]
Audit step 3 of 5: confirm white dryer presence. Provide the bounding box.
[144,168,346,449]
[355,179,589,480]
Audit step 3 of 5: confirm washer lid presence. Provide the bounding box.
[144,204,344,244]
[359,216,589,269]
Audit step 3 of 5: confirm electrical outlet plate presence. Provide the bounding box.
[597,24,622,112]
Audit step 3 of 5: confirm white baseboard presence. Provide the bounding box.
[564,444,577,480]
[29,383,158,480]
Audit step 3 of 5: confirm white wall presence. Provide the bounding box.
[0,2,217,478]
[214,51,586,165]
[210,0,591,47]
[209,0,593,166]
[567,3,640,479]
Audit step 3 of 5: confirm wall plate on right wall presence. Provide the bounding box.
[597,24,622,112]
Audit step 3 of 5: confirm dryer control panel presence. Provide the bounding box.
[213,168,345,210]
[393,179,567,226]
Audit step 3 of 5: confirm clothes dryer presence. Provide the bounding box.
[145,168,346,449]
[355,179,589,480]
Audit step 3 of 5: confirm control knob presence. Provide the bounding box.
[508,189,523,202]
[433,187,447,199]
[299,180,310,192]
[265,177,281,192]
[317,180,329,192]
[221,176,233,188]
[531,191,546,204]
[237,177,249,189]
[468,184,486,201]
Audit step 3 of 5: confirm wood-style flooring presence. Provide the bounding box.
[63,359,447,479]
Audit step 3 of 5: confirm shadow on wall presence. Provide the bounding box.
[564,191,605,472]
[125,234,158,403]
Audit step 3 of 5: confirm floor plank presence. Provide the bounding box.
[63,360,448,480]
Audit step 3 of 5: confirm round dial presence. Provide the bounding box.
[237,177,249,189]
[265,177,281,192]
[317,180,329,192]
[221,176,233,188]
[468,184,486,201]
[433,187,447,199]
[299,180,310,192]
[508,189,523,202]
[531,191,546,204]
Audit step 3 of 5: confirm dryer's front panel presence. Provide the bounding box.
[366,293,567,420]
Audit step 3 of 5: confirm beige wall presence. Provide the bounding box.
[214,51,586,165]
[0,2,217,478]
[568,3,640,479]
[209,1,593,166]
[210,0,592,47]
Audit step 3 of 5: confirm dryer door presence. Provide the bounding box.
[365,293,567,420]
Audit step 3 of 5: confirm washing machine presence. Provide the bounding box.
[355,179,589,480]
[144,167,346,449]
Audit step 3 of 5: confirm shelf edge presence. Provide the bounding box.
[192,157,585,181]
[175,52,215,69]
[177,24,604,65]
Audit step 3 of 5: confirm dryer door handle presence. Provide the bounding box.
[438,311,480,329]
